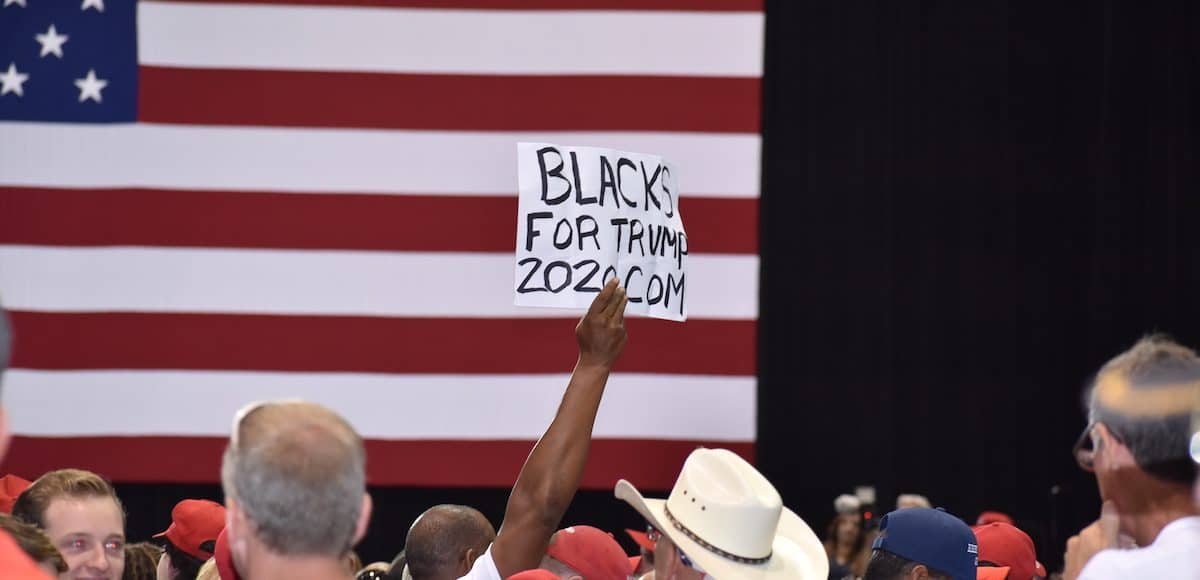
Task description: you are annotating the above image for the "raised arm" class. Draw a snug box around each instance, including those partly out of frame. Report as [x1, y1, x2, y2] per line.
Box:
[489, 278, 628, 577]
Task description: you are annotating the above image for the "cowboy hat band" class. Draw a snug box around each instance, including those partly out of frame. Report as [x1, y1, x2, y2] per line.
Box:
[663, 504, 772, 564]
[615, 448, 829, 579]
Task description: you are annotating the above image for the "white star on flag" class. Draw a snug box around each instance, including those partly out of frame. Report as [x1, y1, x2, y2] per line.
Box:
[75, 69, 107, 103]
[2, 0, 26, 8]
[81, 0, 103, 11]
[0, 62, 29, 97]
[36, 24, 70, 58]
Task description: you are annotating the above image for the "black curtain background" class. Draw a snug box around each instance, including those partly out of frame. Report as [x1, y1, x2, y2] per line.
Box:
[758, 0, 1198, 572]
[93, 0, 1199, 573]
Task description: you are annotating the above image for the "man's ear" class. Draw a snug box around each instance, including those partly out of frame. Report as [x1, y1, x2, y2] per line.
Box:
[225, 497, 240, 542]
[225, 497, 253, 567]
[1094, 423, 1136, 468]
[461, 547, 478, 573]
[353, 493, 373, 545]
[908, 564, 930, 580]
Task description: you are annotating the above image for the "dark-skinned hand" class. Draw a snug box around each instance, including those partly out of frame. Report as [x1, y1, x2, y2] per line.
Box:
[575, 278, 628, 369]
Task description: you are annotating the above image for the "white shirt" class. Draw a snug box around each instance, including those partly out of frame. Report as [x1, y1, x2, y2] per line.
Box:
[1079, 516, 1200, 580]
[457, 546, 501, 580]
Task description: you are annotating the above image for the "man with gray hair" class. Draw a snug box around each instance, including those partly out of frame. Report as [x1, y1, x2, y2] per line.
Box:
[221, 400, 372, 580]
[221, 279, 628, 580]
[1064, 335, 1200, 579]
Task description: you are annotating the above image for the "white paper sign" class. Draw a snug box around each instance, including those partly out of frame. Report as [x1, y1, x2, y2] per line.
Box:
[514, 142, 687, 321]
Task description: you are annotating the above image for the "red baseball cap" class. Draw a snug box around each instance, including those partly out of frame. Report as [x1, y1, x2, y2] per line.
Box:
[214, 528, 240, 580]
[154, 499, 226, 560]
[624, 529, 655, 553]
[507, 571, 560, 580]
[976, 511, 1015, 526]
[546, 526, 632, 580]
[0, 475, 31, 514]
[973, 523, 1044, 580]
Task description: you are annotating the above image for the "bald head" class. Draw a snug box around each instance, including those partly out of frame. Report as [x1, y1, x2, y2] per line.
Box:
[404, 505, 496, 580]
[221, 400, 367, 556]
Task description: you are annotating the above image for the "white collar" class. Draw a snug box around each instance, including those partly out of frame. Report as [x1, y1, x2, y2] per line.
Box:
[1148, 515, 1200, 545]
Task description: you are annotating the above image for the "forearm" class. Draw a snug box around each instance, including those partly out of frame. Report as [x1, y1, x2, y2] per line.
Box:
[513, 360, 610, 517]
[492, 360, 611, 575]
[489, 279, 626, 577]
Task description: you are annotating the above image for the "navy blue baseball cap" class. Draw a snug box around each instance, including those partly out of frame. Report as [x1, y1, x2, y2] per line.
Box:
[872, 508, 978, 580]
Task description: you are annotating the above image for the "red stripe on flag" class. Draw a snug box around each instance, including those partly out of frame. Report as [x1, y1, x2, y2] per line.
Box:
[0, 187, 758, 254]
[141, 0, 762, 12]
[6, 436, 754, 489]
[9, 312, 756, 376]
[138, 68, 761, 134]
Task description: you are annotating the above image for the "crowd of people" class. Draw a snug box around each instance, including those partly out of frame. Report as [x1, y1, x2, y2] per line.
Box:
[0, 279, 1197, 580]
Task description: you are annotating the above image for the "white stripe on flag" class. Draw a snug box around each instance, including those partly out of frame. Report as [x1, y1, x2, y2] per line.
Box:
[0, 246, 758, 319]
[138, 2, 764, 77]
[0, 123, 761, 198]
[4, 369, 756, 441]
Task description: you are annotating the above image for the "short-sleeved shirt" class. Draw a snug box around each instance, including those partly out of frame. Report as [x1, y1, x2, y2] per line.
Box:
[457, 545, 501, 580]
[1078, 516, 1200, 580]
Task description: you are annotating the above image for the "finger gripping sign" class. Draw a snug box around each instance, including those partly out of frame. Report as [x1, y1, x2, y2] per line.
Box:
[514, 142, 688, 321]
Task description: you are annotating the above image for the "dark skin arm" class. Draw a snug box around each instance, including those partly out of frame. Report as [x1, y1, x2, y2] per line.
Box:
[488, 278, 629, 577]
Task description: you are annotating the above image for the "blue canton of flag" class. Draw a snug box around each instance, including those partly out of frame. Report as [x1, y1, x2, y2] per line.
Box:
[0, 0, 137, 122]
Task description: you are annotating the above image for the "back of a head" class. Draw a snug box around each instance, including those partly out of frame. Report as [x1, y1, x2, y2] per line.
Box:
[123, 542, 163, 580]
[12, 468, 124, 529]
[404, 505, 496, 580]
[0, 512, 68, 574]
[865, 508, 976, 580]
[1090, 334, 1200, 483]
[221, 400, 367, 557]
[864, 550, 954, 580]
[157, 497, 225, 579]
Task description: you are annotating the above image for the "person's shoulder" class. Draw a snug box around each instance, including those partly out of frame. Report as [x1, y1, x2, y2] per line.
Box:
[0, 531, 53, 580]
[456, 545, 501, 580]
[1079, 536, 1200, 580]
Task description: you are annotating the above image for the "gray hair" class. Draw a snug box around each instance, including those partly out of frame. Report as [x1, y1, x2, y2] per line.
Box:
[1088, 335, 1200, 473]
[221, 401, 367, 556]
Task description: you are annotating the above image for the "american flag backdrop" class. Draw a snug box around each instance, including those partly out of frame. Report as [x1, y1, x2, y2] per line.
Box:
[0, 0, 762, 490]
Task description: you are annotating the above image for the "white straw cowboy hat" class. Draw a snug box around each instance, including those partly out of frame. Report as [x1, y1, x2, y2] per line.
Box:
[615, 448, 827, 579]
